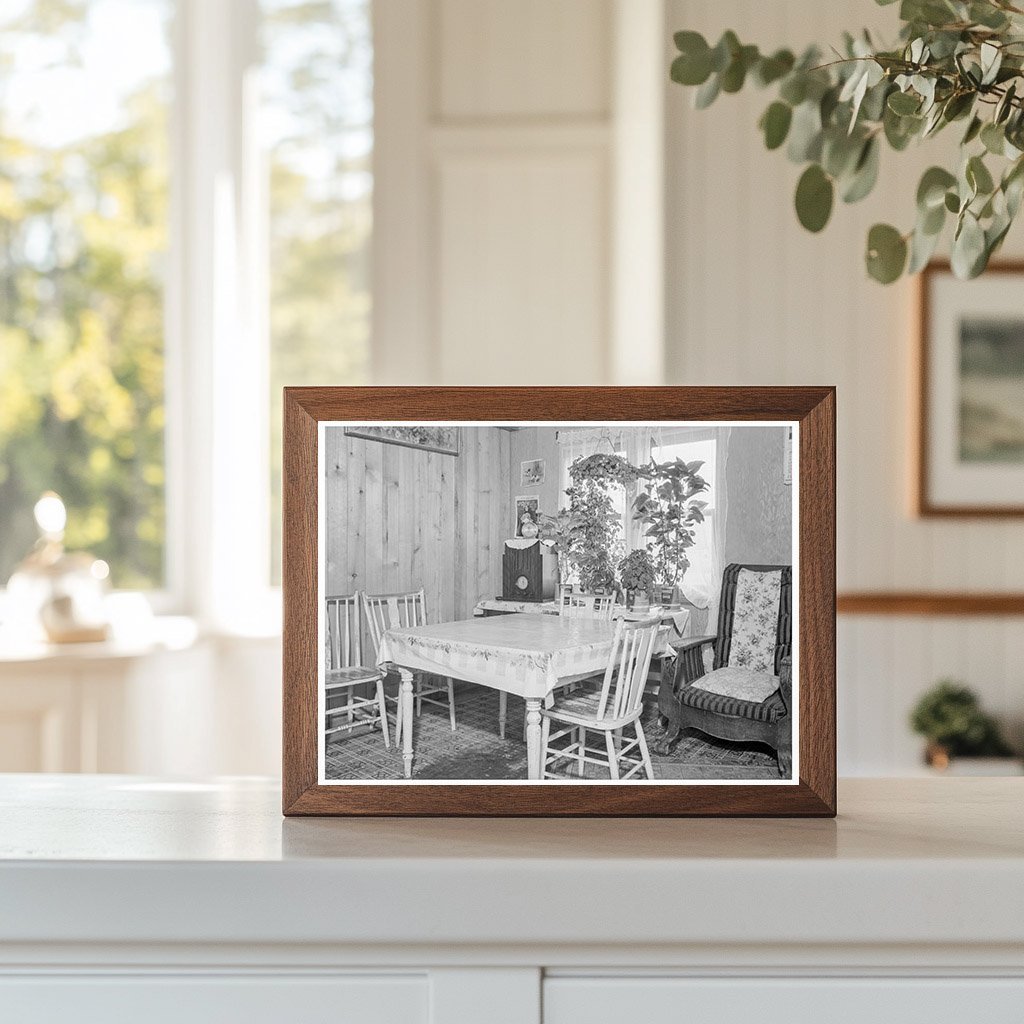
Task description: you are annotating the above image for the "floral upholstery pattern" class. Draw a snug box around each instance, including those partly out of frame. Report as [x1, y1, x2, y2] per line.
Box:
[728, 568, 783, 673]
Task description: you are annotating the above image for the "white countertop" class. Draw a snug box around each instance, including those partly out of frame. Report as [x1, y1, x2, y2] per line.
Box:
[1, 775, 1022, 954]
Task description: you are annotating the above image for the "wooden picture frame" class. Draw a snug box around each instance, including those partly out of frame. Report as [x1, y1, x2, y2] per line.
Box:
[916, 261, 1024, 517]
[283, 387, 836, 817]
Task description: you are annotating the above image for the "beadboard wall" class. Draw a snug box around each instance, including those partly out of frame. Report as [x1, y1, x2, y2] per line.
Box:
[665, 0, 1024, 770]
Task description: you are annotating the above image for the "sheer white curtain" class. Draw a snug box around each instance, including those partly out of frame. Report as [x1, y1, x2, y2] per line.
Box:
[556, 425, 730, 611]
[650, 425, 731, 623]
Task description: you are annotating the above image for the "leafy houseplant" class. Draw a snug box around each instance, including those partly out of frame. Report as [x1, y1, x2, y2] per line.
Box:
[910, 679, 1015, 767]
[631, 458, 709, 594]
[618, 549, 657, 609]
[670, 0, 1024, 283]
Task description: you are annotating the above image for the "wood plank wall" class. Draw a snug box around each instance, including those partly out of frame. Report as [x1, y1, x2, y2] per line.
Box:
[324, 426, 513, 625]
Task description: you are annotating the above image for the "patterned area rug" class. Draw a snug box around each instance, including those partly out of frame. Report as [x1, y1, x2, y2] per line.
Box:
[324, 682, 781, 781]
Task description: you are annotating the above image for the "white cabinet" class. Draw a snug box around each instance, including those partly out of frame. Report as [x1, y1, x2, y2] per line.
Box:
[0, 975, 428, 1024]
[544, 977, 1024, 1024]
[1, 777, 1023, 1023]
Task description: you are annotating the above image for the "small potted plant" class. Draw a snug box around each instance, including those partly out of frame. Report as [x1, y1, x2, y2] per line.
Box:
[618, 549, 656, 611]
[910, 680, 1017, 772]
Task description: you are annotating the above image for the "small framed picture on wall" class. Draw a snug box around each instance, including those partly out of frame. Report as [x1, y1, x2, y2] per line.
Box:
[917, 261, 1024, 516]
[521, 458, 545, 486]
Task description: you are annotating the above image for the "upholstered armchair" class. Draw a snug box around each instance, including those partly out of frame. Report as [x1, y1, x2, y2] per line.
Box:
[656, 563, 793, 777]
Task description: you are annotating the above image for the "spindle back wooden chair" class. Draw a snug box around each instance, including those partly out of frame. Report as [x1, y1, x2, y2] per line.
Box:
[323, 593, 389, 749]
[361, 589, 457, 743]
[540, 617, 663, 780]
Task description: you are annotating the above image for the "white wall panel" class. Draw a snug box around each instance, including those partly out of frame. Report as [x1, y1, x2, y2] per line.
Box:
[437, 0, 611, 120]
[665, 0, 1024, 773]
[437, 151, 608, 383]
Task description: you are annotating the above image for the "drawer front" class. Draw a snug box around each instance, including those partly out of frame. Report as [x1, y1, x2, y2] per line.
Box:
[0, 974, 427, 1024]
[544, 977, 1024, 1024]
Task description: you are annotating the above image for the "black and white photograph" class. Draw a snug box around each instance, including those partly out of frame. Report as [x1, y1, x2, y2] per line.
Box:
[319, 421, 798, 784]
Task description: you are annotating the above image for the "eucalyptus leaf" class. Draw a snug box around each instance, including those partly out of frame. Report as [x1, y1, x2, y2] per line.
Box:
[951, 211, 986, 277]
[795, 164, 834, 232]
[787, 100, 824, 162]
[888, 90, 921, 115]
[760, 101, 793, 150]
[967, 154, 995, 195]
[917, 166, 957, 210]
[981, 121, 1006, 155]
[842, 137, 881, 202]
[908, 221, 942, 273]
[694, 73, 721, 109]
[866, 223, 908, 283]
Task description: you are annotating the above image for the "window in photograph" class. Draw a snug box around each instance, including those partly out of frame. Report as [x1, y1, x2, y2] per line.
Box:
[0, 0, 173, 589]
[261, 0, 373, 582]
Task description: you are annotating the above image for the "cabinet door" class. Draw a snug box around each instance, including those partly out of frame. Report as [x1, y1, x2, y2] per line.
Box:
[0, 974, 428, 1024]
[544, 976, 1024, 1024]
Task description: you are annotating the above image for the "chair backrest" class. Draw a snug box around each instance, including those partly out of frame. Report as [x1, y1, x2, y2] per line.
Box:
[325, 593, 362, 670]
[713, 564, 792, 675]
[361, 590, 427, 658]
[559, 592, 616, 620]
[594, 617, 663, 721]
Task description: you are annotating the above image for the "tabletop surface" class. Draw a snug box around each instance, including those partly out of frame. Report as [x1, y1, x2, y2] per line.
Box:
[384, 612, 620, 654]
[1, 774, 1022, 862]
[3, 776, 1023, 947]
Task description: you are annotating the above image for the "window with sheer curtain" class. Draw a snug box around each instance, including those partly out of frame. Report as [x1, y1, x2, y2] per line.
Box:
[557, 426, 729, 613]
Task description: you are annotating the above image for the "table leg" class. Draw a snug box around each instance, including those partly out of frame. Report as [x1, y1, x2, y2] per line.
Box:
[498, 691, 507, 740]
[399, 668, 415, 779]
[525, 698, 543, 781]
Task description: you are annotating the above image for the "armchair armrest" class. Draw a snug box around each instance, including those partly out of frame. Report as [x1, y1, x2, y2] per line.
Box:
[668, 635, 717, 687]
[667, 634, 717, 655]
[778, 654, 792, 717]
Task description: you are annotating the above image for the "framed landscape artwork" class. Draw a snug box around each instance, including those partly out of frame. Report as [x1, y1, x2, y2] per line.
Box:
[918, 262, 1024, 516]
[282, 386, 836, 817]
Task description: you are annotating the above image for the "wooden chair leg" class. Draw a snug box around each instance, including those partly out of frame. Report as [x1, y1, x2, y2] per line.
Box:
[604, 730, 620, 780]
[498, 691, 507, 739]
[540, 716, 551, 778]
[376, 681, 390, 750]
[577, 726, 586, 777]
[635, 720, 654, 779]
[395, 685, 404, 748]
[447, 678, 456, 731]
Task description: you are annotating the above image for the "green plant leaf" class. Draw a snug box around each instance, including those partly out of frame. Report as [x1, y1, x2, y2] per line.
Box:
[981, 121, 1005, 155]
[795, 164, 834, 232]
[754, 49, 795, 87]
[694, 73, 721, 109]
[967, 154, 995, 196]
[760, 101, 792, 150]
[888, 90, 921, 115]
[842, 137, 880, 203]
[962, 115, 983, 145]
[787, 100, 823, 162]
[671, 31, 713, 86]
[866, 223, 907, 283]
[951, 211, 986, 278]
[908, 221, 942, 273]
[917, 166, 957, 210]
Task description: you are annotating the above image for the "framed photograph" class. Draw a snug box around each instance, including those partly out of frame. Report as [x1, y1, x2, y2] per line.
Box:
[514, 495, 540, 537]
[283, 387, 836, 817]
[344, 424, 460, 456]
[917, 262, 1024, 516]
[521, 458, 545, 486]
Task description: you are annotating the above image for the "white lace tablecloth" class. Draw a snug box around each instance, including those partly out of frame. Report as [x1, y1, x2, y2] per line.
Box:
[473, 600, 690, 637]
[377, 614, 622, 699]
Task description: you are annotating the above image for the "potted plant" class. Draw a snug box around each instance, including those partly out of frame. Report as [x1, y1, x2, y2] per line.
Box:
[618, 549, 656, 610]
[631, 457, 709, 604]
[910, 680, 1017, 771]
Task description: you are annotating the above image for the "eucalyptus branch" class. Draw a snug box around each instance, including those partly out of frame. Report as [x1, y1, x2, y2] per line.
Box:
[670, 0, 1024, 282]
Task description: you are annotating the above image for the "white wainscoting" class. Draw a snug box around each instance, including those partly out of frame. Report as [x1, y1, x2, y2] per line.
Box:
[664, 0, 1024, 774]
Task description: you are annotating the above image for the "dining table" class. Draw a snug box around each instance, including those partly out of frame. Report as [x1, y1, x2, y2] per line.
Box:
[376, 613, 661, 780]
